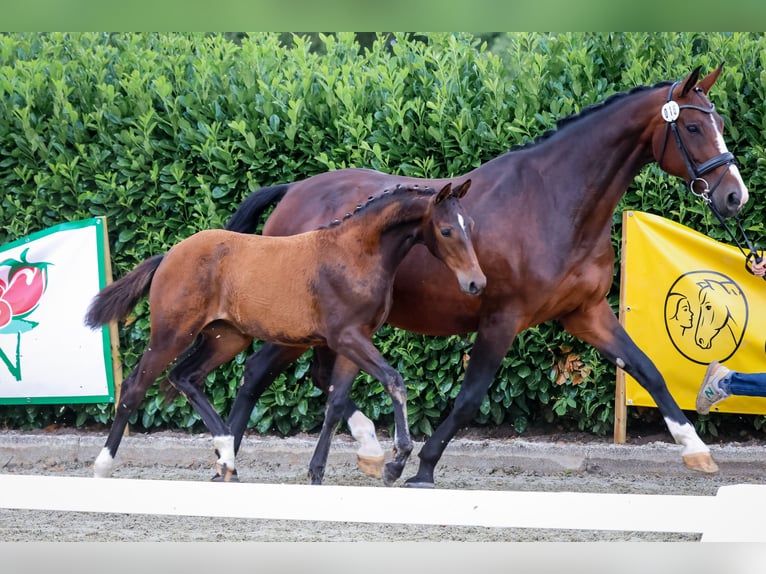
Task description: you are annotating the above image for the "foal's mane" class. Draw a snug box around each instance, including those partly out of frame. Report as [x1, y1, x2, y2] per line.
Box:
[317, 184, 436, 230]
[511, 80, 673, 152]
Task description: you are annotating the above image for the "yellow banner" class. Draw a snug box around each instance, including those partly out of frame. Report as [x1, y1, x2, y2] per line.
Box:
[621, 211, 766, 415]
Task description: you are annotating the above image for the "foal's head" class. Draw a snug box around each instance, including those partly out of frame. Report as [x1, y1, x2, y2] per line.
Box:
[421, 180, 486, 296]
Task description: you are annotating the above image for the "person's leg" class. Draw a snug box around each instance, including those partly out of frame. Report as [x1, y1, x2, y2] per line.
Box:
[724, 371, 766, 398]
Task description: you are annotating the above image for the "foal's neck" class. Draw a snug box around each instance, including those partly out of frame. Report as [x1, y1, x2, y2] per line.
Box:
[332, 196, 430, 272]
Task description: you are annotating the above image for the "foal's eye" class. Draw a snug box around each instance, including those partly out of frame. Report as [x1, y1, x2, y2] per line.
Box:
[686, 123, 700, 134]
[440, 228, 452, 237]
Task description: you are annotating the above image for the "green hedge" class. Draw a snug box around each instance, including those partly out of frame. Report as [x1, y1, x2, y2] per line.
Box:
[1, 32, 765, 438]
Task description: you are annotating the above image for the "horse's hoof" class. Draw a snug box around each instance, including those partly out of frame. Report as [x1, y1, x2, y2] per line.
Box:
[214, 463, 239, 482]
[357, 454, 384, 478]
[382, 464, 401, 487]
[402, 480, 435, 489]
[683, 452, 719, 474]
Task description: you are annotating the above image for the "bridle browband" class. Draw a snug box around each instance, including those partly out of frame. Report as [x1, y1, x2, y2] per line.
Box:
[657, 81, 763, 276]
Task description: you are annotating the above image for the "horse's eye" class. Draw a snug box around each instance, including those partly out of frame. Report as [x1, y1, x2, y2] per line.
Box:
[686, 124, 700, 134]
[440, 228, 452, 237]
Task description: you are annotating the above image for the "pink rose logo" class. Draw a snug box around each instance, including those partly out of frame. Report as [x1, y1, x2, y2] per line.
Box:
[0, 248, 51, 381]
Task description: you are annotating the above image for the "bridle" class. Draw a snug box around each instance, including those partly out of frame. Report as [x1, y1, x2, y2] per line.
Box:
[657, 81, 763, 276]
[657, 81, 736, 203]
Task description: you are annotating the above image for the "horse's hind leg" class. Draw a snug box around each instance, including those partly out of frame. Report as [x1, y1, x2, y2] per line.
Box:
[307, 355, 358, 485]
[168, 324, 252, 481]
[227, 342, 307, 452]
[312, 346, 384, 478]
[94, 346, 176, 477]
[561, 299, 717, 473]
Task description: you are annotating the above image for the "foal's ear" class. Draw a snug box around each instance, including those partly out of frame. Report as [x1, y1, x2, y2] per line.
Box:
[697, 62, 724, 95]
[451, 179, 471, 199]
[434, 182, 453, 205]
[680, 65, 703, 97]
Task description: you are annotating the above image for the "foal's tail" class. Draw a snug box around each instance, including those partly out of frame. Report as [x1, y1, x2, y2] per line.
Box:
[84, 254, 165, 328]
[225, 184, 290, 233]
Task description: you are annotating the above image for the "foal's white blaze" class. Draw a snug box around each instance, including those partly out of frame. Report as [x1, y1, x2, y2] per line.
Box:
[457, 213, 467, 235]
[665, 417, 709, 456]
[213, 435, 236, 470]
[710, 115, 749, 207]
[93, 447, 114, 478]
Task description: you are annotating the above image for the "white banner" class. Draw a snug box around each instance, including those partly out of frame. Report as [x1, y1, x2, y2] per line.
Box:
[0, 218, 115, 404]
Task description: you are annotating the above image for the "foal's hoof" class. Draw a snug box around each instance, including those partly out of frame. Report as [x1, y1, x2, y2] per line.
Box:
[212, 464, 240, 482]
[402, 480, 435, 489]
[357, 454, 384, 479]
[382, 462, 406, 487]
[683, 452, 719, 474]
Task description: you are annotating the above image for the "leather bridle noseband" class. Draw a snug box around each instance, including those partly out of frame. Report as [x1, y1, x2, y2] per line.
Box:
[657, 81, 762, 276]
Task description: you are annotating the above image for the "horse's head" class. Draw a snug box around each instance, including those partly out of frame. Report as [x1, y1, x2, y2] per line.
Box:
[652, 64, 748, 219]
[423, 180, 486, 296]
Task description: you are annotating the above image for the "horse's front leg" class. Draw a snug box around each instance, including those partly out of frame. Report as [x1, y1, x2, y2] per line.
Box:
[406, 315, 520, 488]
[561, 299, 718, 473]
[307, 355, 359, 485]
[333, 334, 413, 486]
[312, 346, 385, 478]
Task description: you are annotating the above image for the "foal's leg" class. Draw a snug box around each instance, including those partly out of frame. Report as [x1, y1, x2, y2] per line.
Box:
[560, 299, 717, 473]
[168, 324, 252, 481]
[94, 343, 178, 478]
[227, 342, 307, 452]
[226, 343, 384, 477]
[307, 355, 359, 485]
[311, 346, 385, 478]
[332, 332, 413, 486]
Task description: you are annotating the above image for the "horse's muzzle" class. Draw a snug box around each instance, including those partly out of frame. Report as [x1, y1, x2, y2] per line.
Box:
[462, 274, 487, 296]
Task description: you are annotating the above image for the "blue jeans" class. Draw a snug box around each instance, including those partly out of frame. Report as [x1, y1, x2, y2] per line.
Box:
[720, 371, 766, 398]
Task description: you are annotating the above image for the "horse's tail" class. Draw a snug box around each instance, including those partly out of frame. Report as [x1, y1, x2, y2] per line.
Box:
[224, 184, 290, 233]
[84, 254, 165, 328]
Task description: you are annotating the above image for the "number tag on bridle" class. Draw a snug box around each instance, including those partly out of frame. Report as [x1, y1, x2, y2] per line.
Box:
[661, 101, 680, 122]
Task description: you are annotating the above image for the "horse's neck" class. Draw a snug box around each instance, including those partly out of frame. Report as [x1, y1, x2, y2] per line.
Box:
[521, 91, 660, 239]
[537, 92, 658, 198]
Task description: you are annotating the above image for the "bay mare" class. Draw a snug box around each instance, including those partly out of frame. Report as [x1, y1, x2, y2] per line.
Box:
[223, 66, 748, 488]
[85, 182, 485, 484]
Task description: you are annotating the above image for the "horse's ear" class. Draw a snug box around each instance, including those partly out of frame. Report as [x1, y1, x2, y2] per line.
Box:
[680, 66, 703, 97]
[434, 182, 452, 205]
[697, 62, 724, 95]
[451, 179, 471, 199]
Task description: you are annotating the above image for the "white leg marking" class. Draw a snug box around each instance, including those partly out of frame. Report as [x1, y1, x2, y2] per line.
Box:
[348, 411, 384, 458]
[93, 447, 114, 478]
[213, 435, 236, 470]
[665, 418, 709, 456]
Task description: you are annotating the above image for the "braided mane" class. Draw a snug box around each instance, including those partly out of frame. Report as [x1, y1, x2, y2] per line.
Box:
[317, 183, 436, 230]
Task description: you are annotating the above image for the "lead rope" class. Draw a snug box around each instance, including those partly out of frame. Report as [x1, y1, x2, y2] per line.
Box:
[705, 198, 765, 279]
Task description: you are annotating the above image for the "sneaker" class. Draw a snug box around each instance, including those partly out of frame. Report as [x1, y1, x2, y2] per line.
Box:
[695, 361, 731, 414]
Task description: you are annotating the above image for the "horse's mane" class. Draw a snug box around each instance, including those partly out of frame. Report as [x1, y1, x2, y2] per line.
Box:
[317, 184, 436, 230]
[511, 80, 674, 151]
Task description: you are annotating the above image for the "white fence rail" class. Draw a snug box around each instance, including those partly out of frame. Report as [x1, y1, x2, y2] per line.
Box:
[1, 474, 763, 541]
